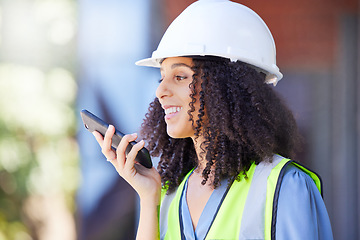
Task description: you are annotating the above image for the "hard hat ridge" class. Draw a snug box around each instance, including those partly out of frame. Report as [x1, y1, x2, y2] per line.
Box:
[136, 0, 283, 85]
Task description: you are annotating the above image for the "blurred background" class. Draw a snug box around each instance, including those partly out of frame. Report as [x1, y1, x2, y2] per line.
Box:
[0, 0, 358, 240]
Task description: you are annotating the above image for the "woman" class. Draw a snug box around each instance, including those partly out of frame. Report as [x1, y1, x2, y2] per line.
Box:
[93, 1, 333, 239]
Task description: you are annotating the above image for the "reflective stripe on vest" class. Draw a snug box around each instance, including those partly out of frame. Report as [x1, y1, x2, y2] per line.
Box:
[160, 155, 322, 240]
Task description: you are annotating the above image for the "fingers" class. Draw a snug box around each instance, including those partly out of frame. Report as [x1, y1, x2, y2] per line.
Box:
[116, 133, 139, 169]
[91, 125, 145, 174]
[92, 130, 104, 145]
[92, 125, 116, 161]
[125, 139, 145, 168]
[102, 125, 115, 158]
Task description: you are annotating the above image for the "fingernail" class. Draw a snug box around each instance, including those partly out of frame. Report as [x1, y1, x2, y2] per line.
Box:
[131, 133, 137, 137]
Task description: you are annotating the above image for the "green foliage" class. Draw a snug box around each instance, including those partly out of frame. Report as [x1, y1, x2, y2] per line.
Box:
[0, 65, 80, 239]
[0, 1, 80, 239]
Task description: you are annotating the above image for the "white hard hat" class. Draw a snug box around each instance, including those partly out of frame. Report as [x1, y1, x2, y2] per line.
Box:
[136, 0, 282, 85]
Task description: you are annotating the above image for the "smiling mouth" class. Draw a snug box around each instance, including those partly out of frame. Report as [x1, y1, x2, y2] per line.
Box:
[164, 106, 183, 115]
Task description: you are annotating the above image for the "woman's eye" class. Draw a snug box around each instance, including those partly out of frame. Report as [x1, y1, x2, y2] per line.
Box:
[175, 75, 186, 81]
[158, 78, 163, 83]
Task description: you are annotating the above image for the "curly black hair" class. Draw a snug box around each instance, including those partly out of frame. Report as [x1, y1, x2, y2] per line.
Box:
[140, 57, 301, 193]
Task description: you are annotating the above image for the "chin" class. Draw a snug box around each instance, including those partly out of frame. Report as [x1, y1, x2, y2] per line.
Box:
[166, 126, 193, 139]
[166, 130, 183, 139]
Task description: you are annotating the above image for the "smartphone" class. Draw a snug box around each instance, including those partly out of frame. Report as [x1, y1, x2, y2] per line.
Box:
[80, 109, 152, 168]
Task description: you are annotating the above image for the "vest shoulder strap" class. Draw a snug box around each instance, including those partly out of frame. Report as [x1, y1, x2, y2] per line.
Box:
[206, 155, 288, 240]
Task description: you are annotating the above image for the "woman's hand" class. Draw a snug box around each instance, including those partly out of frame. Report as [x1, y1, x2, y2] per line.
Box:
[92, 125, 161, 202]
[93, 125, 161, 239]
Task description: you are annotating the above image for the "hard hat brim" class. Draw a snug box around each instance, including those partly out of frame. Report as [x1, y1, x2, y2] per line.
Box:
[135, 57, 161, 68]
[135, 54, 283, 85]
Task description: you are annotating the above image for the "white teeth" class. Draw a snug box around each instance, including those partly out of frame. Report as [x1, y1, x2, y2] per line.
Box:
[165, 107, 182, 115]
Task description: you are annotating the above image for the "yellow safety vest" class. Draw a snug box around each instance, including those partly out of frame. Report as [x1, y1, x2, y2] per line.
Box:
[159, 155, 322, 240]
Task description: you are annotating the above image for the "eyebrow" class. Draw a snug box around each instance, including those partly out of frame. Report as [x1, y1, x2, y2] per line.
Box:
[160, 62, 192, 71]
[171, 63, 192, 69]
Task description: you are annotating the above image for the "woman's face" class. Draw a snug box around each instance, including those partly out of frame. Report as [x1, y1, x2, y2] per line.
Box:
[156, 57, 200, 139]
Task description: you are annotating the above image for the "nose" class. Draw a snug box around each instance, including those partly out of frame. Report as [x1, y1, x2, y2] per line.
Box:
[156, 78, 172, 100]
